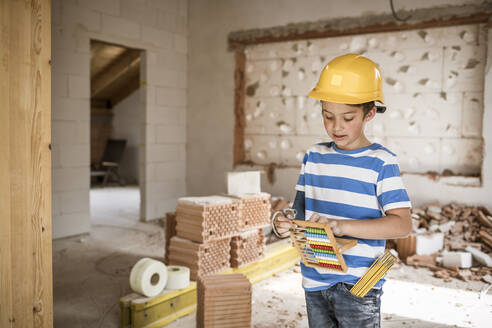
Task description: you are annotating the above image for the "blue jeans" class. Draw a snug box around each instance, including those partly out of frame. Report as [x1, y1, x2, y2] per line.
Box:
[304, 283, 382, 328]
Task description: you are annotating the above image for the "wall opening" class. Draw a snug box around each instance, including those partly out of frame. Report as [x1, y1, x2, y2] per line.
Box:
[89, 40, 143, 224]
[234, 23, 487, 184]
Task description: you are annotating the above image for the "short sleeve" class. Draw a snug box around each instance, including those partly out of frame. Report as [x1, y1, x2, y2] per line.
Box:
[295, 152, 308, 192]
[376, 160, 411, 212]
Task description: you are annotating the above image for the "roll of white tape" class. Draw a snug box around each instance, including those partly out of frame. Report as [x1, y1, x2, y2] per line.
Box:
[129, 258, 168, 297]
[166, 265, 190, 290]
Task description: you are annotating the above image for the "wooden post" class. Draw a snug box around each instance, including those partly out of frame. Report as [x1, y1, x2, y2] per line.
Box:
[0, 0, 53, 327]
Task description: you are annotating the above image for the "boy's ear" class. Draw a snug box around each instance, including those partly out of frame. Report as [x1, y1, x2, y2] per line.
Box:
[364, 106, 377, 122]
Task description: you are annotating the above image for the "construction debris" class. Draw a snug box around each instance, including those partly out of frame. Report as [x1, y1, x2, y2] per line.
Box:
[465, 246, 492, 267]
[396, 201, 492, 281]
[231, 229, 266, 268]
[416, 233, 444, 255]
[197, 273, 252, 328]
[441, 251, 472, 269]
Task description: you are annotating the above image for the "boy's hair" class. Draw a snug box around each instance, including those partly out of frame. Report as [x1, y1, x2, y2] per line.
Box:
[348, 101, 375, 117]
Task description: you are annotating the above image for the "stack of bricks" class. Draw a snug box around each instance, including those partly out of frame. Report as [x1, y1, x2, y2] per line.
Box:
[175, 196, 243, 243]
[230, 192, 271, 268]
[168, 236, 231, 281]
[197, 273, 252, 328]
[167, 196, 242, 280]
[230, 229, 265, 268]
[164, 212, 177, 265]
[239, 193, 272, 229]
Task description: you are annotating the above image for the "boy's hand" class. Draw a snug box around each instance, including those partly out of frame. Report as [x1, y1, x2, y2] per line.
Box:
[272, 212, 297, 238]
[310, 213, 344, 236]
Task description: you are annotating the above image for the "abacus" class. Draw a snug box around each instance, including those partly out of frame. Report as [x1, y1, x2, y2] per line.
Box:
[350, 250, 397, 297]
[290, 220, 357, 272]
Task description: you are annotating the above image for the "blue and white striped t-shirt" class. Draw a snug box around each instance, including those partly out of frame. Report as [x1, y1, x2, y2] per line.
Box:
[295, 141, 411, 291]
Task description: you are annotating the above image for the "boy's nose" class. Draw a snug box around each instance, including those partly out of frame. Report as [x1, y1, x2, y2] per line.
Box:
[334, 119, 343, 131]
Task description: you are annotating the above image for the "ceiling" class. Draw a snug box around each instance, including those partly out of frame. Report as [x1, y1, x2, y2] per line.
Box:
[90, 40, 141, 108]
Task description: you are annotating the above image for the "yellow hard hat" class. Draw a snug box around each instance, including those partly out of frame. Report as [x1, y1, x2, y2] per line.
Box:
[308, 53, 385, 105]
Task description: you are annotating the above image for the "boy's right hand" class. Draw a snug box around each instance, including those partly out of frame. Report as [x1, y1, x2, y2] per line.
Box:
[272, 211, 297, 238]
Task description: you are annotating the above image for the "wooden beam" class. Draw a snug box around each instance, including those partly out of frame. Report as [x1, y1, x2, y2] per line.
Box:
[110, 69, 140, 106]
[0, 0, 53, 327]
[228, 7, 492, 50]
[91, 50, 140, 97]
[233, 51, 246, 166]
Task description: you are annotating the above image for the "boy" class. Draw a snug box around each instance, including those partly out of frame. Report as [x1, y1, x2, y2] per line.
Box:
[273, 53, 412, 328]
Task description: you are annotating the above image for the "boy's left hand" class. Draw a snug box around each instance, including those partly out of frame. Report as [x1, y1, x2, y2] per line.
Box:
[310, 213, 344, 236]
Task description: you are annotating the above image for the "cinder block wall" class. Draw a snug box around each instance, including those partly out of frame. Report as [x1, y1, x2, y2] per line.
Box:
[51, 0, 188, 238]
[241, 24, 486, 176]
[188, 0, 492, 207]
[112, 90, 141, 184]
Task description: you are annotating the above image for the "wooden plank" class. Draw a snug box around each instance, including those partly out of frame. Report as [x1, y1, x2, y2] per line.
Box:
[228, 10, 492, 49]
[10, 2, 33, 324]
[233, 51, 246, 166]
[0, 0, 52, 327]
[109, 64, 140, 106]
[91, 49, 140, 97]
[131, 284, 197, 328]
[33, 1, 53, 326]
[0, 1, 13, 326]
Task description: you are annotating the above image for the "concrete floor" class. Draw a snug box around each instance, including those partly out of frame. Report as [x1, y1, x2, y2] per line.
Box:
[53, 187, 492, 328]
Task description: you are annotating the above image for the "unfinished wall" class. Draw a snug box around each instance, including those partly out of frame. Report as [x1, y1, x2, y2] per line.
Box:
[188, 0, 492, 208]
[112, 89, 141, 184]
[52, 0, 188, 238]
[242, 24, 486, 176]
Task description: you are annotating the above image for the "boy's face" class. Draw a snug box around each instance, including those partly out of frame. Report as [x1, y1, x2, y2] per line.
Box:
[321, 101, 375, 150]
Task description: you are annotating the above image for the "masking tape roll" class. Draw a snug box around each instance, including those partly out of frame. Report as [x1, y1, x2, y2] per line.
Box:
[129, 258, 168, 297]
[166, 265, 190, 290]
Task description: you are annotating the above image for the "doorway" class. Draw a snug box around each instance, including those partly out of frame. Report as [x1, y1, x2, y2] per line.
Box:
[89, 40, 142, 225]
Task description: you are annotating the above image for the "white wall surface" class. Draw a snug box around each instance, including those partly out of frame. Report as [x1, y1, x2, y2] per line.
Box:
[52, 0, 188, 238]
[187, 0, 492, 207]
[112, 89, 141, 184]
[242, 24, 486, 176]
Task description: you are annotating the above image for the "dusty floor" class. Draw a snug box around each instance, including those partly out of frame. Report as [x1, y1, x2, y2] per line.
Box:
[53, 187, 492, 328]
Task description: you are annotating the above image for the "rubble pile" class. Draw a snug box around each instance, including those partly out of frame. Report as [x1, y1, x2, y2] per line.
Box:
[411, 202, 492, 251]
[401, 201, 492, 282]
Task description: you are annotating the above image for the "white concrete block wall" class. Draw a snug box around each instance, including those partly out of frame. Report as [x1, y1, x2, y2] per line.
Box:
[188, 0, 492, 208]
[242, 24, 486, 175]
[52, 0, 188, 238]
[112, 90, 141, 184]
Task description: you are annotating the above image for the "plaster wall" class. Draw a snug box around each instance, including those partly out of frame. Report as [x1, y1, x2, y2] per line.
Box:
[242, 24, 486, 176]
[112, 89, 141, 184]
[52, 0, 188, 238]
[188, 0, 492, 207]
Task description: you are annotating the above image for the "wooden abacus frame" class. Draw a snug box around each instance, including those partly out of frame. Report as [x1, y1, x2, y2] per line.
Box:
[290, 220, 357, 273]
